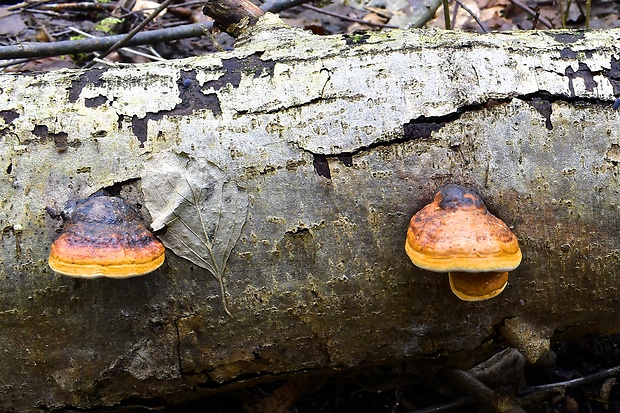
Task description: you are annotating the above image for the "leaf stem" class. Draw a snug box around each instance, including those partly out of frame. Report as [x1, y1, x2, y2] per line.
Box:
[218, 275, 234, 318]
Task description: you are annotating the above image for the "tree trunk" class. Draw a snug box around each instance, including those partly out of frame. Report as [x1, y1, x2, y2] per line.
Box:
[1, 15, 620, 411]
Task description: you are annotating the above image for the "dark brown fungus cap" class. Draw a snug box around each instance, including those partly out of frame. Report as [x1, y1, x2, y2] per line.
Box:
[404, 184, 521, 301]
[49, 195, 165, 278]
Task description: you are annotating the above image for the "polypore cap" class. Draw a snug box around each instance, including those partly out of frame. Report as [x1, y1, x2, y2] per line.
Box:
[405, 184, 522, 273]
[48, 195, 165, 278]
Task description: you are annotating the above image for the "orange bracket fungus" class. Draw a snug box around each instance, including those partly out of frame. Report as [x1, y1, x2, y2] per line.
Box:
[49, 195, 165, 278]
[405, 184, 522, 301]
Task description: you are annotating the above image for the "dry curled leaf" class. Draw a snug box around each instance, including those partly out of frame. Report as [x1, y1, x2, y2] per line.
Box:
[132, 0, 167, 19]
[142, 151, 248, 317]
[0, 8, 27, 36]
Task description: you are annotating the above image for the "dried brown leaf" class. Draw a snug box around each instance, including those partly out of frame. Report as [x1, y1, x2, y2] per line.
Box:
[0, 7, 27, 36]
[142, 151, 248, 317]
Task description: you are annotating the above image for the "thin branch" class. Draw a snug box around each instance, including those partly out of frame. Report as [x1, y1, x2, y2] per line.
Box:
[301, 4, 399, 29]
[6, 0, 55, 11]
[404, 0, 443, 28]
[407, 364, 620, 413]
[559, 0, 567, 27]
[510, 0, 554, 28]
[0, 23, 212, 60]
[443, 369, 502, 412]
[260, 0, 310, 13]
[0, 58, 32, 69]
[1, 0, 404, 63]
[83, 0, 176, 68]
[531, 6, 541, 29]
[451, 0, 458, 28]
[34, 2, 115, 12]
[453, 0, 488, 32]
[173, 1, 208, 7]
[68, 27, 166, 62]
[406, 397, 474, 413]
[442, 0, 452, 29]
[23, 8, 62, 17]
[520, 365, 620, 395]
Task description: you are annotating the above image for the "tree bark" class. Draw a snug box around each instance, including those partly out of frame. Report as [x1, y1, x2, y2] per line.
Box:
[0, 15, 620, 411]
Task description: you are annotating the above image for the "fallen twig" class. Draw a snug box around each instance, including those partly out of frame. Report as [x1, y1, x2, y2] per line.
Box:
[442, 0, 451, 29]
[519, 364, 620, 395]
[301, 4, 399, 29]
[404, 0, 443, 28]
[260, 0, 310, 13]
[83, 0, 176, 67]
[531, 6, 541, 29]
[0, 23, 212, 60]
[407, 364, 620, 413]
[6, 0, 55, 11]
[509, 0, 554, 28]
[406, 397, 474, 413]
[32, 2, 116, 12]
[453, 0, 488, 32]
[443, 369, 526, 413]
[68, 26, 166, 62]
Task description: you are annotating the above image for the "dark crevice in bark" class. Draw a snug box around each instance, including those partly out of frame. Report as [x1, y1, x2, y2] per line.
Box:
[524, 97, 553, 130]
[337, 155, 353, 167]
[299, 97, 513, 172]
[312, 154, 331, 179]
[96, 178, 141, 199]
[300, 91, 615, 178]
[234, 95, 341, 117]
[520, 90, 615, 110]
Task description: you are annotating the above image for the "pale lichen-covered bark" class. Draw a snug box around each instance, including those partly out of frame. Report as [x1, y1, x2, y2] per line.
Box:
[0, 15, 620, 411]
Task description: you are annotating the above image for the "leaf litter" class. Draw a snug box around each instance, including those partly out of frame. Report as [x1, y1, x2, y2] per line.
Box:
[142, 150, 248, 317]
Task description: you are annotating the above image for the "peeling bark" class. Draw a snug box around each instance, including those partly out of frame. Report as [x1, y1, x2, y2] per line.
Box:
[0, 15, 620, 411]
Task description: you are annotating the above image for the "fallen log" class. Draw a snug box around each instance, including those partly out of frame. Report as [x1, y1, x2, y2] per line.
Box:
[0, 14, 620, 411]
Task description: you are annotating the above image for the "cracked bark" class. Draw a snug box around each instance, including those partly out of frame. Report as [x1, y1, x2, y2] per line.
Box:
[0, 14, 620, 411]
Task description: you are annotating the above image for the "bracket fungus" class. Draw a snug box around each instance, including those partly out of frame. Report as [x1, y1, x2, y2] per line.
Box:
[405, 184, 522, 301]
[48, 195, 165, 278]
